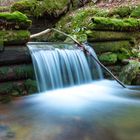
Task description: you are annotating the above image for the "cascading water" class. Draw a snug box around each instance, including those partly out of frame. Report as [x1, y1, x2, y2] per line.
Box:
[28, 43, 103, 92]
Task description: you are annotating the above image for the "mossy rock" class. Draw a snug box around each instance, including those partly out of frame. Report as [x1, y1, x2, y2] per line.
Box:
[86, 30, 135, 42]
[99, 52, 118, 65]
[131, 5, 140, 18]
[0, 11, 32, 29]
[0, 30, 30, 45]
[119, 60, 140, 85]
[11, 0, 71, 18]
[0, 79, 37, 101]
[0, 64, 34, 82]
[91, 17, 140, 31]
[89, 41, 132, 54]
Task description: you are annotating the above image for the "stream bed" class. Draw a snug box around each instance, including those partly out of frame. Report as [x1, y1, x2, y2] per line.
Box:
[0, 80, 140, 140]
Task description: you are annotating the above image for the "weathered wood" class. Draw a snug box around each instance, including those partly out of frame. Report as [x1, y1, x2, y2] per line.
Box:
[0, 64, 34, 82]
[0, 79, 37, 95]
[0, 46, 31, 66]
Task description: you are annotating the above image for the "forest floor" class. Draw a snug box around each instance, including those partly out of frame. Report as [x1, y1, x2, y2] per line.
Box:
[0, 0, 140, 7]
[96, 0, 140, 10]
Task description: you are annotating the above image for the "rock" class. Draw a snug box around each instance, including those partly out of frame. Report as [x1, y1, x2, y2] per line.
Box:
[119, 60, 140, 85]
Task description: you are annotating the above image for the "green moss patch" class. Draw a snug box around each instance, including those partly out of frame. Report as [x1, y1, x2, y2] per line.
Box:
[0, 6, 10, 12]
[99, 52, 118, 65]
[0, 30, 30, 45]
[109, 6, 134, 18]
[131, 5, 140, 18]
[0, 11, 31, 24]
[11, 0, 70, 17]
[89, 41, 132, 54]
[0, 11, 32, 30]
[0, 79, 37, 102]
[86, 30, 135, 42]
[0, 65, 34, 82]
[91, 17, 140, 31]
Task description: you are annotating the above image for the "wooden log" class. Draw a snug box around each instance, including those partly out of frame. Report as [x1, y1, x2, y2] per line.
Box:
[0, 79, 37, 95]
[0, 64, 34, 82]
[0, 30, 30, 45]
[89, 40, 132, 54]
[0, 46, 31, 66]
[86, 30, 138, 42]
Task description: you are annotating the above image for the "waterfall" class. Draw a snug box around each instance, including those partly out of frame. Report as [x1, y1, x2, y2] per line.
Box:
[28, 43, 103, 92]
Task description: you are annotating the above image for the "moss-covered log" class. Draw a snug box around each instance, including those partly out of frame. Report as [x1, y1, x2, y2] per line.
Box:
[89, 41, 132, 54]
[0, 30, 30, 45]
[0, 79, 37, 102]
[0, 47, 31, 66]
[91, 17, 140, 31]
[0, 11, 32, 30]
[0, 64, 34, 82]
[86, 30, 137, 42]
[11, 0, 70, 18]
[0, 6, 10, 12]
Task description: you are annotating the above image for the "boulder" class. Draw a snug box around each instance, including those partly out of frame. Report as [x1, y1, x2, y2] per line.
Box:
[119, 60, 140, 85]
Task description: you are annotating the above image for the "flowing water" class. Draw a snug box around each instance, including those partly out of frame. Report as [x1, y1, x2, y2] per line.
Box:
[28, 42, 103, 92]
[0, 43, 140, 140]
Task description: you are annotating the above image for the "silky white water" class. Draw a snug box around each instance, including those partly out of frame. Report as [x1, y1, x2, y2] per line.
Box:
[28, 43, 103, 92]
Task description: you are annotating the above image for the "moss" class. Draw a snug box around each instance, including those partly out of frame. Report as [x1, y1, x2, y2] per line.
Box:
[131, 5, 140, 18]
[109, 6, 133, 18]
[117, 48, 132, 61]
[0, 30, 30, 45]
[91, 17, 140, 31]
[0, 65, 35, 81]
[48, 7, 109, 42]
[14, 65, 34, 79]
[99, 52, 118, 65]
[11, 0, 34, 16]
[11, 0, 69, 17]
[89, 41, 132, 54]
[0, 38, 4, 51]
[0, 11, 31, 25]
[0, 6, 10, 12]
[24, 79, 37, 94]
[119, 60, 140, 85]
[86, 30, 134, 41]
